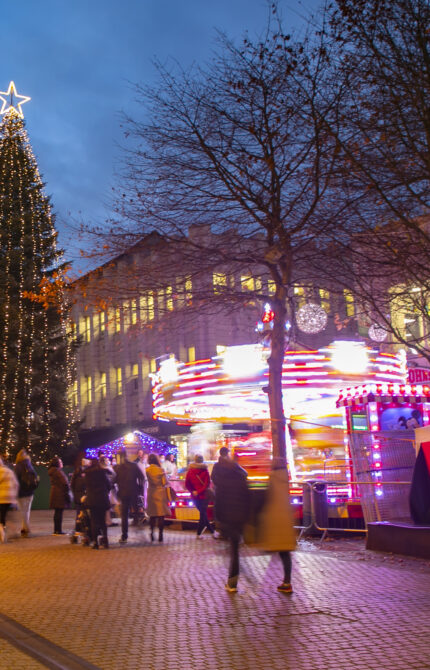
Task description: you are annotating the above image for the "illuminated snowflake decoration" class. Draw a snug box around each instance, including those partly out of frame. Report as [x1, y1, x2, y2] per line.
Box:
[296, 303, 328, 334]
[368, 324, 387, 342]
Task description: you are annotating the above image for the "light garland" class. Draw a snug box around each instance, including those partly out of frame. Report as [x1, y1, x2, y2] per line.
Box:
[296, 302, 328, 334]
[368, 323, 388, 342]
[0, 91, 74, 461]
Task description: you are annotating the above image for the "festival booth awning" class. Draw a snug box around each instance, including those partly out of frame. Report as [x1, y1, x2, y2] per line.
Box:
[336, 383, 430, 408]
[85, 430, 177, 460]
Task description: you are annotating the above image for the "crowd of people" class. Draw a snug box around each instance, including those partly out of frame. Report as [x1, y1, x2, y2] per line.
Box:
[0, 445, 296, 593]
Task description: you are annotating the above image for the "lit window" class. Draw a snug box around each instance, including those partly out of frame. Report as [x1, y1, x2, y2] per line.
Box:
[241, 276, 254, 291]
[139, 295, 147, 323]
[255, 277, 262, 292]
[185, 277, 192, 305]
[157, 289, 164, 312]
[188, 346, 196, 363]
[294, 285, 306, 308]
[213, 273, 227, 294]
[166, 286, 173, 311]
[72, 380, 78, 407]
[86, 376, 92, 404]
[150, 358, 157, 373]
[268, 279, 276, 295]
[99, 311, 106, 333]
[100, 372, 106, 399]
[131, 299, 137, 325]
[148, 292, 155, 320]
[116, 367, 122, 395]
[132, 363, 138, 377]
[115, 307, 121, 333]
[344, 290, 355, 317]
[319, 288, 330, 313]
[84, 316, 91, 343]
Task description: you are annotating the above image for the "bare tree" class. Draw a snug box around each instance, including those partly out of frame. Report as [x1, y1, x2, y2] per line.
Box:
[87, 14, 344, 460]
[316, 0, 430, 360]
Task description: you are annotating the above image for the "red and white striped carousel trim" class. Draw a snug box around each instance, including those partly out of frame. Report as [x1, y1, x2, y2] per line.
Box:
[336, 383, 430, 407]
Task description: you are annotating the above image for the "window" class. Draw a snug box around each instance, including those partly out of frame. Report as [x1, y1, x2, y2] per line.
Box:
[319, 289, 330, 313]
[132, 363, 139, 390]
[213, 273, 227, 294]
[165, 286, 173, 311]
[344, 290, 355, 317]
[147, 292, 155, 320]
[84, 316, 91, 343]
[150, 358, 157, 373]
[99, 311, 106, 333]
[188, 346, 196, 363]
[115, 307, 121, 333]
[157, 289, 164, 312]
[116, 367, 122, 395]
[72, 380, 78, 407]
[130, 299, 137, 325]
[268, 279, 276, 295]
[241, 275, 254, 292]
[86, 376, 92, 404]
[294, 285, 306, 308]
[185, 277, 192, 305]
[100, 372, 106, 399]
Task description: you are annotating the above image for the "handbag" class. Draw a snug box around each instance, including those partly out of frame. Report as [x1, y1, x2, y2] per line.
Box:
[166, 485, 177, 503]
[196, 473, 215, 503]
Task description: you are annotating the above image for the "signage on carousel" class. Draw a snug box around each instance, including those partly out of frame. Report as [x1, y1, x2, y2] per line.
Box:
[408, 367, 430, 384]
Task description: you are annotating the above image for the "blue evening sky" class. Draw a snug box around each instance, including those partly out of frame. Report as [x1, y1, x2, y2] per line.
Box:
[2, 0, 320, 272]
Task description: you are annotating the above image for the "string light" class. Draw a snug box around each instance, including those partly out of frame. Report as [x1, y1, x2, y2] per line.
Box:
[0, 91, 74, 461]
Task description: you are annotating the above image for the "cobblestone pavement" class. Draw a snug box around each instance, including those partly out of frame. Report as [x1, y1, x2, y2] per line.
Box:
[0, 511, 430, 670]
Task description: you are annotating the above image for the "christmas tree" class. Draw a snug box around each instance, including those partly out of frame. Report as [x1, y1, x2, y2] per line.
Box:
[0, 81, 75, 462]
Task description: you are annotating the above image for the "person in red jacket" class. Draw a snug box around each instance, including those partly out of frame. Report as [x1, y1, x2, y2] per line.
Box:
[185, 454, 215, 538]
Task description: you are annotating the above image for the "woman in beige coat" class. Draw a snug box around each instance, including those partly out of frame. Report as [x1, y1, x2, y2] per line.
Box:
[258, 457, 296, 593]
[146, 453, 169, 542]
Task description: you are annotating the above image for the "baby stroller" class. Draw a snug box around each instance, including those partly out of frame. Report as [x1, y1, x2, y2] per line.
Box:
[70, 506, 92, 546]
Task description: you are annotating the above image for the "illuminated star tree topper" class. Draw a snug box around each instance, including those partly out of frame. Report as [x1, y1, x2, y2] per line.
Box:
[0, 81, 31, 118]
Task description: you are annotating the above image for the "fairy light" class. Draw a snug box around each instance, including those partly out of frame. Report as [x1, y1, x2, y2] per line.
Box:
[0, 88, 74, 461]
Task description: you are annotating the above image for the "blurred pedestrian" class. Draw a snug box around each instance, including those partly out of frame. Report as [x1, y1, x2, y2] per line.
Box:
[70, 457, 87, 528]
[0, 456, 19, 543]
[211, 447, 250, 593]
[85, 458, 111, 549]
[185, 454, 214, 538]
[133, 449, 148, 524]
[114, 450, 145, 544]
[15, 448, 39, 537]
[146, 453, 169, 542]
[48, 457, 71, 535]
[99, 455, 116, 527]
[257, 458, 296, 593]
[163, 453, 178, 481]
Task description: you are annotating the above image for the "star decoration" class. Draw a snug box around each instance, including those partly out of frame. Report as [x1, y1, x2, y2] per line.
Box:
[0, 81, 31, 118]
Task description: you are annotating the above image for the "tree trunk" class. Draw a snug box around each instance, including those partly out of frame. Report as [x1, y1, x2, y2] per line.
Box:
[267, 301, 287, 461]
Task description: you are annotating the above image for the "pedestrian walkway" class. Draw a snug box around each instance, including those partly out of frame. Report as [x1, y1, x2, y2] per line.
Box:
[0, 511, 429, 669]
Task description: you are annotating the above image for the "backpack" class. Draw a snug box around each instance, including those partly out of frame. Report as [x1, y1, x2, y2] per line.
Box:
[21, 467, 39, 492]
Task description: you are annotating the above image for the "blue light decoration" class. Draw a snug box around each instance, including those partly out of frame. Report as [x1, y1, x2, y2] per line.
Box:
[85, 430, 178, 460]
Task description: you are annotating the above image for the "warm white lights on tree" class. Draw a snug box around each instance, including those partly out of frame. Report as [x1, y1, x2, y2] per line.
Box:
[296, 303, 328, 334]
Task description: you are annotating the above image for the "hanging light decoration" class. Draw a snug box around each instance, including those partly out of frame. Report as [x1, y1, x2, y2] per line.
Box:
[368, 324, 388, 342]
[296, 303, 328, 334]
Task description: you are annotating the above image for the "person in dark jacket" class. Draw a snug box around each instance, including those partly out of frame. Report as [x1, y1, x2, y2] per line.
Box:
[211, 446, 250, 592]
[185, 454, 214, 538]
[85, 458, 111, 549]
[70, 457, 87, 528]
[15, 448, 39, 536]
[48, 457, 71, 535]
[114, 450, 145, 544]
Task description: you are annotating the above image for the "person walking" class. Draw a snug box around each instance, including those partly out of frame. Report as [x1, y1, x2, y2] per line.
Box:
[133, 449, 148, 524]
[257, 458, 296, 593]
[85, 458, 111, 549]
[0, 456, 19, 543]
[211, 446, 250, 593]
[114, 450, 145, 544]
[185, 454, 214, 538]
[15, 448, 39, 537]
[146, 453, 169, 542]
[48, 457, 71, 535]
